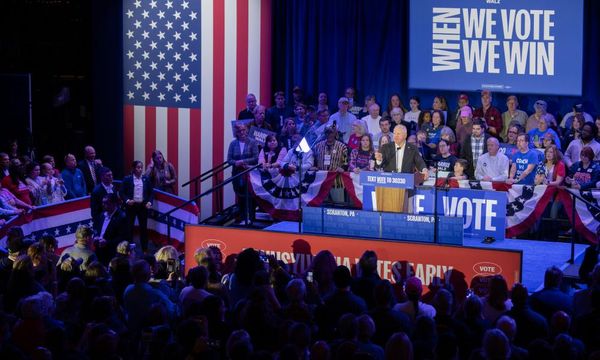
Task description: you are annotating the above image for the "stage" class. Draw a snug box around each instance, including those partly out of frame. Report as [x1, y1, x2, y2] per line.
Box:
[263, 221, 589, 292]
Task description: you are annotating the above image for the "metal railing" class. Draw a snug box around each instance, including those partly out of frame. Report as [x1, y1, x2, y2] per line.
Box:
[181, 161, 231, 212]
[564, 188, 600, 263]
[163, 163, 261, 241]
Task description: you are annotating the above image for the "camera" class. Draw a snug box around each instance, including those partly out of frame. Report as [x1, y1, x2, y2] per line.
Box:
[166, 258, 176, 273]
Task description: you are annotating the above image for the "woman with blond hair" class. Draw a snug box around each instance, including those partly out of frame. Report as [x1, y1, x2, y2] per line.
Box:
[145, 150, 177, 193]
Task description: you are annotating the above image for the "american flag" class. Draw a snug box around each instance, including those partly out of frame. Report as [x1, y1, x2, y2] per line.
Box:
[123, 0, 272, 219]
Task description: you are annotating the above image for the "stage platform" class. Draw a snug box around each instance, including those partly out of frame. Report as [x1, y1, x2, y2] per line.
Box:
[263, 221, 589, 292]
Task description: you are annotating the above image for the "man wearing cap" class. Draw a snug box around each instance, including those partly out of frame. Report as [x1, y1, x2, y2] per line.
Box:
[327, 97, 358, 143]
[266, 91, 293, 133]
[392, 276, 436, 322]
[450, 93, 472, 129]
[374, 125, 428, 178]
[501, 95, 528, 141]
[238, 93, 257, 120]
[526, 100, 556, 133]
[312, 126, 348, 204]
[473, 90, 503, 138]
[561, 103, 594, 130]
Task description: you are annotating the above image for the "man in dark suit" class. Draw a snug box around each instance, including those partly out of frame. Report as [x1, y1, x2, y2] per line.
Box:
[120, 160, 153, 253]
[375, 124, 428, 178]
[93, 193, 128, 264]
[78, 145, 103, 194]
[460, 118, 490, 179]
[237, 93, 257, 120]
[90, 167, 115, 225]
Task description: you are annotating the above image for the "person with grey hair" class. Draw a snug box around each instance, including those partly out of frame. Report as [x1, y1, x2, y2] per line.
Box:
[526, 99, 556, 133]
[362, 103, 382, 136]
[57, 225, 97, 271]
[238, 93, 257, 120]
[475, 137, 510, 181]
[501, 95, 528, 141]
[496, 315, 528, 359]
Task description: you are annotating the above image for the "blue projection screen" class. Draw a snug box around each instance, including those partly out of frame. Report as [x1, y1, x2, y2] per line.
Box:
[409, 0, 583, 96]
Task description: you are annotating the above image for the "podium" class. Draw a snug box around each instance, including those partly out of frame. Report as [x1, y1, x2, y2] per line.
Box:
[360, 171, 421, 213]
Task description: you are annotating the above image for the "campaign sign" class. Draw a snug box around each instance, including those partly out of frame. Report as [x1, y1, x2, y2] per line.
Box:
[322, 208, 381, 239]
[360, 171, 415, 211]
[248, 126, 276, 147]
[409, 0, 583, 95]
[498, 143, 518, 159]
[381, 213, 464, 245]
[414, 187, 507, 241]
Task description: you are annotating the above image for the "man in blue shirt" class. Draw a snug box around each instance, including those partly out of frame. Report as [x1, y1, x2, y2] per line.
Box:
[60, 153, 87, 199]
[508, 134, 538, 185]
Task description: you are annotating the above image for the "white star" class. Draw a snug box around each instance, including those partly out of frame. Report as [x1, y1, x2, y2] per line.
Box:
[189, 32, 197, 41]
[158, 72, 166, 81]
[157, 10, 165, 19]
[189, 53, 197, 62]
[173, 52, 181, 61]
[149, 0, 157, 8]
[54, 228, 60, 236]
[165, 21, 173, 30]
[173, 31, 181, 40]
[134, 20, 142, 28]
[181, 83, 189, 92]
[134, 0, 141, 8]
[126, 9, 134, 18]
[150, 62, 158, 70]
[189, 94, 197, 103]
[134, 61, 142, 69]
[88, 220, 94, 228]
[158, 93, 166, 101]
[142, 72, 150, 80]
[149, 20, 157, 29]
[181, 62, 189, 72]
[181, 22, 189, 31]
[189, 11, 197, 20]
[126, 30, 134, 38]
[157, 31, 165, 40]
[134, 81, 142, 90]
[65, 225, 72, 233]
[189, 74, 197, 82]
[165, 62, 173, 71]
[142, 92, 150, 100]
[141, 10, 149, 18]
[142, 51, 149, 60]
[173, 93, 181, 102]
[158, 52, 166, 61]
[142, 30, 149, 39]
[166, 83, 173, 91]
[173, 73, 181, 82]
[181, 1, 189, 9]
[181, 42, 189, 51]
[173, 11, 181, 19]
[166, 0, 173, 9]
[126, 71, 135, 79]
[134, 40, 142, 49]
[150, 82, 158, 91]
[149, 41, 157, 50]
[165, 42, 173, 50]
[126, 50, 134, 59]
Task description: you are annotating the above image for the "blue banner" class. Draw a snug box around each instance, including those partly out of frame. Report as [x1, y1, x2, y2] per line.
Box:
[303, 207, 464, 245]
[414, 188, 507, 241]
[409, 0, 583, 95]
[359, 171, 415, 189]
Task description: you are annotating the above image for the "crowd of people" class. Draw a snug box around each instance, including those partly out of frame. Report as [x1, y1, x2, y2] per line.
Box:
[1, 230, 600, 359]
[232, 88, 600, 190]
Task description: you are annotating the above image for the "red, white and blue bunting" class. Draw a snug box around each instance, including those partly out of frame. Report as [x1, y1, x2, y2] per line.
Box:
[249, 170, 598, 244]
[0, 190, 198, 251]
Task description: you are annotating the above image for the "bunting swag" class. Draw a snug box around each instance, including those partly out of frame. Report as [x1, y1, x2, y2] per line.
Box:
[558, 189, 600, 244]
[249, 171, 597, 243]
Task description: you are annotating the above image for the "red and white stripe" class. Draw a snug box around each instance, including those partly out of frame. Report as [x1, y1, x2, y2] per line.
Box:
[125, 0, 272, 221]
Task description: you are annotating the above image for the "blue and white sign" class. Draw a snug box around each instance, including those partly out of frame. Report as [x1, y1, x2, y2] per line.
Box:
[414, 188, 507, 241]
[409, 0, 583, 95]
[361, 172, 415, 211]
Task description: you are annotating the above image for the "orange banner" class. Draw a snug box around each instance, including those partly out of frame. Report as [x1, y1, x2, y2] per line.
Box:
[185, 226, 522, 289]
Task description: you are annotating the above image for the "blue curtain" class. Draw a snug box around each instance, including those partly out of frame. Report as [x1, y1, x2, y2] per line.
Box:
[272, 0, 600, 118]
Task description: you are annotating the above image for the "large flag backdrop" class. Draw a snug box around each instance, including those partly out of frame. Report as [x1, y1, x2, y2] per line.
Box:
[122, 0, 272, 219]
